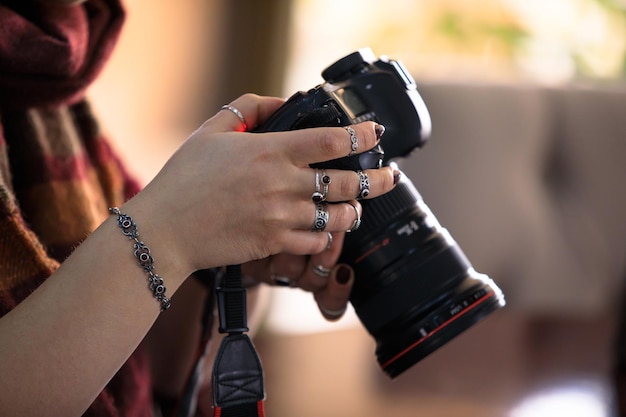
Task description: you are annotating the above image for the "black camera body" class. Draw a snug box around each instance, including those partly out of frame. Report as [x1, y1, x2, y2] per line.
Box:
[255, 48, 430, 168]
[255, 48, 505, 378]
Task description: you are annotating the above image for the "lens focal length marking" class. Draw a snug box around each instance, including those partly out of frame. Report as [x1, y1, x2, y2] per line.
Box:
[381, 289, 495, 371]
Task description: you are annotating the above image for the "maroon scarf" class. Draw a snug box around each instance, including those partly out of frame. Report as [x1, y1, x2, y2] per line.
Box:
[0, 2, 156, 415]
[0, 0, 124, 110]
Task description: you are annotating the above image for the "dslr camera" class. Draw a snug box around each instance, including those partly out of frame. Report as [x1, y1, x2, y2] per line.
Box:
[254, 48, 505, 378]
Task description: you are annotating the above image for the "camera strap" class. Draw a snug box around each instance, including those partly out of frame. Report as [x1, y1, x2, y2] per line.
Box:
[174, 265, 265, 417]
[212, 264, 266, 417]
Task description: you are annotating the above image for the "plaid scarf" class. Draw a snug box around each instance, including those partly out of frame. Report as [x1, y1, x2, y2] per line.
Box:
[0, 1, 157, 415]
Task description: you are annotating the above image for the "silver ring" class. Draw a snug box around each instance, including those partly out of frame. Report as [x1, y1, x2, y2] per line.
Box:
[221, 104, 248, 131]
[311, 169, 331, 203]
[320, 305, 347, 318]
[344, 126, 358, 156]
[346, 201, 361, 232]
[311, 169, 323, 203]
[321, 170, 331, 200]
[325, 232, 333, 250]
[312, 265, 332, 278]
[356, 170, 370, 200]
[311, 202, 329, 232]
[271, 275, 292, 287]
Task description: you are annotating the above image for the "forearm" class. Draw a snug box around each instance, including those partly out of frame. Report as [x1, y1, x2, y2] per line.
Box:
[144, 276, 211, 399]
[0, 211, 191, 416]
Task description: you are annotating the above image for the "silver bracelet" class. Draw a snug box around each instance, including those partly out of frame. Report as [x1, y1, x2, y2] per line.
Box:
[109, 207, 171, 312]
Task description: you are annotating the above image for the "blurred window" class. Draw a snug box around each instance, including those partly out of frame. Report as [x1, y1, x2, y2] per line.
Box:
[284, 0, 626, 92]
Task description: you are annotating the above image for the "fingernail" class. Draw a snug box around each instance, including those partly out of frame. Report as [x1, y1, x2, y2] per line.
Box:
[375, 124, 386, 140]
[393, 170, 401, 185]
[336, 265, 352, 285]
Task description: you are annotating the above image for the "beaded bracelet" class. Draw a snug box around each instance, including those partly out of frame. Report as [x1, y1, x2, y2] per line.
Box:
[109, 207, 171, 312]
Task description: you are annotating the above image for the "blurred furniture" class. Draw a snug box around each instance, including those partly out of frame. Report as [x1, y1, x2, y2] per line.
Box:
[405, 81, 626, 316]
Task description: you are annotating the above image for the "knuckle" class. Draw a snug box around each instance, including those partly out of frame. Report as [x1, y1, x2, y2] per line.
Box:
[333, 204, 353, 228]
[239, 92, 260, 102]
[260, 200, 289, 230]
[317, 129, 345, 156]
[339, 173, 359, 198]
[355, 121, 377, 149]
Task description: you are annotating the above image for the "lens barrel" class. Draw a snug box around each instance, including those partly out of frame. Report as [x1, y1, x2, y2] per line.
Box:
[341, 172, 505, 378]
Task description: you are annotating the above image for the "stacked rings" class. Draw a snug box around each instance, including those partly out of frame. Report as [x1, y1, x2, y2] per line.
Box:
[311, 202, 329, 232]
[356, 170, 370, 200]
[312, 169, 323, 202]
[312, 169, 332, 203]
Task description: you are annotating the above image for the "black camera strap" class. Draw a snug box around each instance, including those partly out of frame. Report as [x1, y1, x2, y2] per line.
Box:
[212, 264, 266, 417]
[174, 265, 265, 417]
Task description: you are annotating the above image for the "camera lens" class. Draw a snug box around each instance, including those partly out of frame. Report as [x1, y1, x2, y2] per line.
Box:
[341, 171, 505, 378]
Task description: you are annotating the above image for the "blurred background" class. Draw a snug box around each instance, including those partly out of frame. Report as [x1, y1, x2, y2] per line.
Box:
[89, 1, 626, 416]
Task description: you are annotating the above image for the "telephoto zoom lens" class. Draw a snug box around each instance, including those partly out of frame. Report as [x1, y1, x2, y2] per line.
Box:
[341, 170, 505, 378]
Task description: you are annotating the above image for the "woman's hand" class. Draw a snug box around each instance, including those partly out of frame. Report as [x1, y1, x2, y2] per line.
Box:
[243, 231, 356, 321]
[0, 93, 401, 415]
[123, 93, 397, 283]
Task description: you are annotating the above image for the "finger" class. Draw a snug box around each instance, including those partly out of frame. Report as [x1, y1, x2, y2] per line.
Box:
[297, 232, 344, 292]
[302, 166, 399, 203]
[273, 121, 385, 167]
[246, 231, 341, 290]
[314, 264, 354, 321]
[242, 254, 308, 287]
[267, 253, 307, 287]
[275, 229, 337, 257]
[205, 93, 286, 133]
[293, 200, 362, 234]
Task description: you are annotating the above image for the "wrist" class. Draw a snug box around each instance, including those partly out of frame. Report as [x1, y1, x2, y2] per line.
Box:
[111, 198, 195, 296]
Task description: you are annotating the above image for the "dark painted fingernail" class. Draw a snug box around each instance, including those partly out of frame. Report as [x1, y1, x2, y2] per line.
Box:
[336, 265, 352, 285]
[375, 124, 386, 140]
[393, 170, 401, 185]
